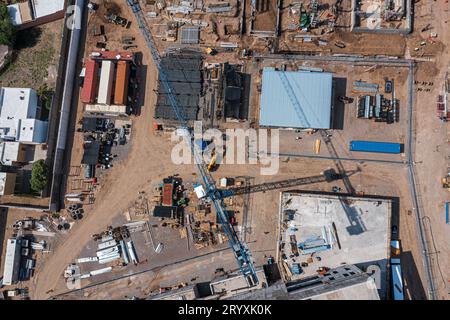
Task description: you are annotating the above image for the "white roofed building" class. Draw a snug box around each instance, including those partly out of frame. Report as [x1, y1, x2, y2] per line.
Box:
[31, 0, 65, 19]
[0, 141, 26, 166]
[0, 87, 48, 168]
[0, 87, 48, 144]
[7, 0, 65, 30]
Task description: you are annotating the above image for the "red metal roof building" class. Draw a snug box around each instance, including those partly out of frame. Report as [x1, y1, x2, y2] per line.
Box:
[81, 60, 99, 104]
[114, 61, 130, 105]
[162, 183, 174, 206]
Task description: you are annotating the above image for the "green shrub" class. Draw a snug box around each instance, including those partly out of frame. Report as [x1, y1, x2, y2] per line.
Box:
[37, 84, 53, 110]
[31, 160, 48, 192]
[0, 4, 16, 46]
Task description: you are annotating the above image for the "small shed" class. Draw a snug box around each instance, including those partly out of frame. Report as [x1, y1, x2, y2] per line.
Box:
[153, 205, 178, 218]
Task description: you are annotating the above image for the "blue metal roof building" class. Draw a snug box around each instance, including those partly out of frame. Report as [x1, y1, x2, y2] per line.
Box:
[259, 68, 333, 129]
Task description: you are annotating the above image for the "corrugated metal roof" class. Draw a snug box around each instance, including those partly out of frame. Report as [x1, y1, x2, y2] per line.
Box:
[181, 27, 200, 44]
[97, 61, 115, 105]
[259, 69, 333, 129]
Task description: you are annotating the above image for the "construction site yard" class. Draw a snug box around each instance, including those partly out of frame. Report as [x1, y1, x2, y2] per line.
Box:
[0, 0, 447, 301]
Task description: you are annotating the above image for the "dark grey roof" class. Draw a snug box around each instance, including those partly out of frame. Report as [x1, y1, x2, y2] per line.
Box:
[81, 141, 100, 165]
[181, 27, 200, 44]
[155, 49, 202, 121]
[223, 64, 248, 120]
[153, 205, 178, 218]
[81, 117, 105, 132]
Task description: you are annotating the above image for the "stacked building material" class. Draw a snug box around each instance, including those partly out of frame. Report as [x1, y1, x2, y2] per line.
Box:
[96, 239, 120, 264]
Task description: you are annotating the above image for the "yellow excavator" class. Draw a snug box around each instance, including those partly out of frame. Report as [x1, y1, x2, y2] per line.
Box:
[442, 168, 450, 190]
[207, 150, 217, 172]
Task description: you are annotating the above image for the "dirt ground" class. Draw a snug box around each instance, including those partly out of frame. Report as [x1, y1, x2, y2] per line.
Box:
[20, 0, 450, 301]
[252, 0, 278, 32]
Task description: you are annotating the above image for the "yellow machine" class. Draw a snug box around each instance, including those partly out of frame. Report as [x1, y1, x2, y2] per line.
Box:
[442, 168, 450, 190]
[206, 47, 217, 56]
[207, 151, 217, 172]
[442, 175, 450, 190]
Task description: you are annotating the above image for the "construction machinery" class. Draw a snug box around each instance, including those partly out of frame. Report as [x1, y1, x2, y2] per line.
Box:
[127, 0, 258, 286]
[105, 13, 128, 27]
[300, 11, 310, 29]
[441, 169, 450, 190]
[206, 47, 218, 56]
[207, 150, 217, 172]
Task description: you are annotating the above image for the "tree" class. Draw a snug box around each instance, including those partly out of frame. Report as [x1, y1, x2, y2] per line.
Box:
[31, 160, 48, 192]
[37, 84, 53, 111]
[0, 4, 16, 46]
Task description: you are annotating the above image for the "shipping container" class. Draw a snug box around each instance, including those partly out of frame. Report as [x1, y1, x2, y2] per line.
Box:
[114, 61, 130, 105]
[446, 202, 449, 224]
[97, 60, 115, 105]
[390, 263, 404, 300]
[162, 183, 174, 206]
[349, 140, 402, 154]
[2, 239, 21, 285]
[81, 60, 99, 104]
